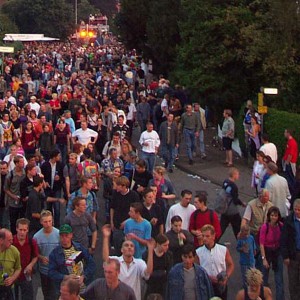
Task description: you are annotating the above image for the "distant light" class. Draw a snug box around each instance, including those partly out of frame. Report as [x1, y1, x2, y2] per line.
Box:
[80, 31, 87, 38]
[88, 31, 94, 38]
[263, 88, 278, 95]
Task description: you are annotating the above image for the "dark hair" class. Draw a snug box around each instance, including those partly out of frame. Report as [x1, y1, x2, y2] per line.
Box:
[155, 234, 169, 245]
[256, 150, 265, 158]
[142, 188, 153, 199]
[50, 149, 60, 159]
[25, 162, 36, 174]
[181, 244, 195, 256]
[171, 215, 182, 224]
[181, 189, 192, 198]
[136, 159, 146, 168]
[261, 133, 269, 142]
[195, 193, 207, 205]
[130, 202, 143, 214]
[266, 206, 282, 224]
[33, 176, 44, 187]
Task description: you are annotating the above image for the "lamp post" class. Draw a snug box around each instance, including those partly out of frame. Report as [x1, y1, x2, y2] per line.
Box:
[75, 0, 78, 25]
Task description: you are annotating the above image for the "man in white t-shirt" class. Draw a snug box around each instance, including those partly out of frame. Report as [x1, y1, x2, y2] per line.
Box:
[102, 225, 154, 300]
[28, 96, 40, 115]
[260, 133, 277, 163]
[165, 189, 196, 232]
[195, 224, 234, 300]
[72, 121, 98, 148]
[139, 122, 160, 173]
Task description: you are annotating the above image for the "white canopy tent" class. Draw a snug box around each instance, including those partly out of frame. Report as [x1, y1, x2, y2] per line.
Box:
[3, 34, 59, 42]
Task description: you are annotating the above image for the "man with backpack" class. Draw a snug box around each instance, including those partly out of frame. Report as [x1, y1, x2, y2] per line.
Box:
[189, 192, 221, 247]
[63, 153, 83, 199]
[218, 167, 246, 239]
[80, 148, 101, 193]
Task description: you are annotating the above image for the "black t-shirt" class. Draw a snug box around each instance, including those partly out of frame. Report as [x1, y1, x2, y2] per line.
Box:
[133, 170, 153, 189]
[141, 204, 163, 237]
[26, 189, 46, 232]
[110, 190, 140, 228]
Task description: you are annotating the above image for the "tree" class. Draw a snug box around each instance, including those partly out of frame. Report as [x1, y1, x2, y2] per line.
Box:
[145, 0, 182, 75]
[2, 0, 75, 39]
[114, 0, 149, 53]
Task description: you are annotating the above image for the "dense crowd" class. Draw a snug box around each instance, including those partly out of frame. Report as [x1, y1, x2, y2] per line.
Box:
[0, 35, 298, 300]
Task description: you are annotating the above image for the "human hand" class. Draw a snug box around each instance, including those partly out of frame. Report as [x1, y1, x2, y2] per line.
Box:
[126, 233, 137, 240]
[263, 258, 269, 269]
[178, 233, 186, 240]
[40, 256, 49, 265]
[4, 276, 14, 286]
[150, 218, 158, 225]
[102, 224, 112, 238]
[59, 198, 66, 205]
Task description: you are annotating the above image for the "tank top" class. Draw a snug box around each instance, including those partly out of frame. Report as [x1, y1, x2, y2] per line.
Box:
[244, 285, 265, 300]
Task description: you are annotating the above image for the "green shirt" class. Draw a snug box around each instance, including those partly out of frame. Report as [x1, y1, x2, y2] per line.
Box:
[180, 112, 200, 132]
[0, 245, 21, 285]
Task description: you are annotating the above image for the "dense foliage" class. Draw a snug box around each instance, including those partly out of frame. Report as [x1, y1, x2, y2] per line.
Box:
[1, 0, 100, 40]
[115, 0, 300, 113]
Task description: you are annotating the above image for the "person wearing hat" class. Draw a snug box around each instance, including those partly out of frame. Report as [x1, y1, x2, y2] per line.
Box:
[48, 224, 96, 298]
[265, 161, 291, 218]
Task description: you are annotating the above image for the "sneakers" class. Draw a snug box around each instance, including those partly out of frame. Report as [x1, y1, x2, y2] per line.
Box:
[201, 153, 207, 159]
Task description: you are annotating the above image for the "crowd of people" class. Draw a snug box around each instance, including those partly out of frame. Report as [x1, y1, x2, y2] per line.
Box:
[0, 34, 298, 300]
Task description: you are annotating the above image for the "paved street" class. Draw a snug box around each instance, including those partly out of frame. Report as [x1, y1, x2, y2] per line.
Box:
[32, 126, 288, 299]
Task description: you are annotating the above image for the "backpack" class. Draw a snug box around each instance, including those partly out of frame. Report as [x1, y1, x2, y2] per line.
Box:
[80, 160, 99, 190]
[193, 209, 214, 229]
[256, 222, 283, 245]
[214, 188, 233, 214]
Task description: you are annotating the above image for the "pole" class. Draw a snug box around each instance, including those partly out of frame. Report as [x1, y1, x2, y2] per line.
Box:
[75, 0, 78, 26]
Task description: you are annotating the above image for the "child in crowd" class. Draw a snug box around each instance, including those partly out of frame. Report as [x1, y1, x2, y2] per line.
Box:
[237, 224, 257, 288]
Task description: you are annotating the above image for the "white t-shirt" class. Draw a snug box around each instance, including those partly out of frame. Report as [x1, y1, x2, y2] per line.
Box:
[29, 102, 40, 115]
[260, 143, 278, 163]
[161, 98, 168, 117]
[4, 154, 28, 172]
[165, 203, 196, 232]
[127, 103, 137, 121]
[109, 255, 149, 300]
[139, 130, 160, 153]
[72, 128, 98, 145]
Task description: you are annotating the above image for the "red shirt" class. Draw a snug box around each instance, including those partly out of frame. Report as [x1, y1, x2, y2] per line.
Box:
[283, 137, 298, 163]
[189, 209, 222, 247]
[12, 235, 39, 281]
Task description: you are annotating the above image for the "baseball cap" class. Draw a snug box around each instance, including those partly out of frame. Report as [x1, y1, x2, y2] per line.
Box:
[129, 151, 137, 157]
[59, 224, 72, 234]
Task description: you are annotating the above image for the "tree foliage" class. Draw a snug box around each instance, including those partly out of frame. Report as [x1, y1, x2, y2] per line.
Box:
[1, 0, 100, 40]
[114, 0, 182, 75]
[171, 0, 300, 113]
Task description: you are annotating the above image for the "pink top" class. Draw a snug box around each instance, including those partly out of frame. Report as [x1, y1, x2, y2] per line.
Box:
[259, 222, 282, 249]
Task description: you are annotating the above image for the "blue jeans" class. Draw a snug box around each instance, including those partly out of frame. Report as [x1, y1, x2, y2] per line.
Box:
[183, 128, 196, 160]
[240, 264, 254, 289]
[45, 189, 61, 228]
[262, 255, 284, 300]
[56, 144, 67, 165]
[284, 163, 295, 192]
[15, 280, 33, 300]
[161, 144, 176, 170]
[141, 151, 156, 173]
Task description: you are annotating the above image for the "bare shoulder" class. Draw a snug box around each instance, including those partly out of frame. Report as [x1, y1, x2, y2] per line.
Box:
[264, 286, 272, 299]
[235, 289, 244, 300]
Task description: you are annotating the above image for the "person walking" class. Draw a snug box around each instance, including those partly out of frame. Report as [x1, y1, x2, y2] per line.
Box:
[179, 104, 200, 165]
[222, 109, 235, 167]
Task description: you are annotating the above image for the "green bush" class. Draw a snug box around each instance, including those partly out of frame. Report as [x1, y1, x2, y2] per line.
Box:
[264, 108, 300, 159]
[236, 106, 300, 159]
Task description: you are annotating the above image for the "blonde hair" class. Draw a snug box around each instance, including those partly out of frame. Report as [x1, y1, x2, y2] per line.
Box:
[154, 166, 166, 175]
[246, 268, 263, 286]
